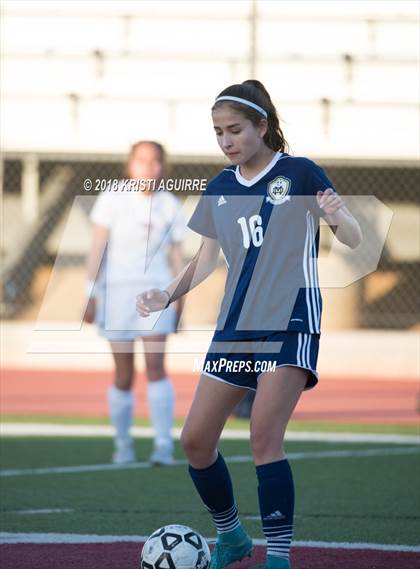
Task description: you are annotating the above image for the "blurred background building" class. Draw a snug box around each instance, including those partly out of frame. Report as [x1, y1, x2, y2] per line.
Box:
[1, 0, 419, 334]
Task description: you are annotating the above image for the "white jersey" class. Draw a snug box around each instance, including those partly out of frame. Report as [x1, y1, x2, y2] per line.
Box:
[90, 188, 186, 288]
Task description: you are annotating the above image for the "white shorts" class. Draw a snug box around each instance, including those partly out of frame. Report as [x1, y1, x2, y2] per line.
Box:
[95, 280, 176, 341]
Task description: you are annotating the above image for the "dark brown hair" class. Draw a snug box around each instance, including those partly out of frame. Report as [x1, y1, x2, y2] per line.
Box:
[125, 140, 167, 178]
[212, 80, 288, 153]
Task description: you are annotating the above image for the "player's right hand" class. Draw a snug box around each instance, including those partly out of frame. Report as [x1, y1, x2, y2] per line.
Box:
[136, 288, 169, 317]
[83, 297, 96, 324]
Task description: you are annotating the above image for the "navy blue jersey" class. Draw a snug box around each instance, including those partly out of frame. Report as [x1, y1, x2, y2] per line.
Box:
[188, 152, 336, 340]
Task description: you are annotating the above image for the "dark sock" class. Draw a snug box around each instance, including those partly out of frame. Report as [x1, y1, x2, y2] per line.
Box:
[256, 459, 294, 560]
[189, 453, 240, 534]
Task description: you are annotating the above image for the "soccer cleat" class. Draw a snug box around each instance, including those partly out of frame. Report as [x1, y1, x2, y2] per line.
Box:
[149, 441, 174, 466]
[112, 438, 136, 464]
[209, 531, 253, 569]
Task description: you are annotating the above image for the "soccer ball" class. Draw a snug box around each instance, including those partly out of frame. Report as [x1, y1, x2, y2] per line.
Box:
[141, 524, 211, 569]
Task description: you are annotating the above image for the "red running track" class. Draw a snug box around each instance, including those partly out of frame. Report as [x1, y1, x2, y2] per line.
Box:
[0, 543, 418, 569]
[1, 368, 419, 424]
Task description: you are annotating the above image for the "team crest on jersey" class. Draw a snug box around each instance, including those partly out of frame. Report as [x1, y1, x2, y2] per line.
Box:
[266, 176, 291, 205]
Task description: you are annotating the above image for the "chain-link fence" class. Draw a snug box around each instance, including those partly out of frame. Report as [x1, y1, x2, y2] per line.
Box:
[1, 153, 419, 329]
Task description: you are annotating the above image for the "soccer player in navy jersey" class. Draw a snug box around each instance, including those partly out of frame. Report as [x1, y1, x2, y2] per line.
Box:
[137, 80, 362, 569]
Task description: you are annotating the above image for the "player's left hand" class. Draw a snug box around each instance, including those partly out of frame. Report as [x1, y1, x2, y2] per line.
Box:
[317, 188, 344, 216]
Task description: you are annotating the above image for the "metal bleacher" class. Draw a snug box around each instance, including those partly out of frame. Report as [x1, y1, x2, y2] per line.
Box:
[1, 1, 419, 156]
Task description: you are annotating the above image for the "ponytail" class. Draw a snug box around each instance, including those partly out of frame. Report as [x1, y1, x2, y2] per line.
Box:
[212, 80, 288, 153]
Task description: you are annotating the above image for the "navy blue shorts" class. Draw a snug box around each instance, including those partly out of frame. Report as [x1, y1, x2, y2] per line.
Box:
[202, 331, 319, 391]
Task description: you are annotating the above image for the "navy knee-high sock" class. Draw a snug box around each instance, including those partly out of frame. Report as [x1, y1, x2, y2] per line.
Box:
[256, 459, 294, 560]
[189, 453, 240, 534]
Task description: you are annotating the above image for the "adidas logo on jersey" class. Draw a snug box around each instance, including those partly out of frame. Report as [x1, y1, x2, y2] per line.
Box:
[263, 510, 285, 521]
[218, 195, 227, 206]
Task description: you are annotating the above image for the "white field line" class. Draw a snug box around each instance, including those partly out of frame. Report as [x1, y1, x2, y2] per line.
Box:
[0, 447, 418, 478]
[0, 423, 419, 445]
[0, 532, 419, 553]
[10, 509, 74, 515]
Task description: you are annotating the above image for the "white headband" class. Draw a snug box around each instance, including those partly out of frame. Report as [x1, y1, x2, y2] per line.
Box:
[214, 96, 268, 118]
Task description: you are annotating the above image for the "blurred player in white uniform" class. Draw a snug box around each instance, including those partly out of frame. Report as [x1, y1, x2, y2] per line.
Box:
[84, 141, 186, 465]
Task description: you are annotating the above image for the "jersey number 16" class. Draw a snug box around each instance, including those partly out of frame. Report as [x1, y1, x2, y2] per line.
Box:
[237, 215, 264, 249]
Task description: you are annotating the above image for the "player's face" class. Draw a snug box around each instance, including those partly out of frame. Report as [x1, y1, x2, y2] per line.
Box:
[212, 107, 266, 165]
[127, 144, 164, 181]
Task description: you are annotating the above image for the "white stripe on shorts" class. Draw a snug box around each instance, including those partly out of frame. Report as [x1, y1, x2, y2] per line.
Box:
[297, 333, 312, 369]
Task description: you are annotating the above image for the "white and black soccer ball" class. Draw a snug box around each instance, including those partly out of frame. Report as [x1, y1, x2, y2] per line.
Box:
[141, 525, 211, 569]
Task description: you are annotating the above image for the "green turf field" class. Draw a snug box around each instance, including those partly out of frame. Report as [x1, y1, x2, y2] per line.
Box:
[1, 435, 419, 546]
[2, 414, 418, 435]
